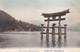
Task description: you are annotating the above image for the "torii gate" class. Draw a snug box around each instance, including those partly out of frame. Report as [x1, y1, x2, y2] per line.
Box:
[41, 9, 70, 47]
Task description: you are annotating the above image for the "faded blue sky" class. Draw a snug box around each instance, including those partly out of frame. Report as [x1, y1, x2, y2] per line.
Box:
[0, 0, 80, 27]
[2, 0, 69, 9]
[1, 0, 80, 8]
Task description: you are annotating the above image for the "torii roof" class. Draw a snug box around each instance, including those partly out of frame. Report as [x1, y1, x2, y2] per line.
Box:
[42, 9, 70, 17]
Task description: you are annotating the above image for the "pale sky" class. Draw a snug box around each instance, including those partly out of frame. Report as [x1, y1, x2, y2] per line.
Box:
[0, 0, 80, 27]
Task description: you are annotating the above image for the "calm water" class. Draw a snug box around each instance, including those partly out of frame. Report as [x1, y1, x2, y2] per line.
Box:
[0, 31, 80, 48]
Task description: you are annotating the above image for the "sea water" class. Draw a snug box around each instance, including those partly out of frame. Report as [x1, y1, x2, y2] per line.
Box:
[0, 31, 79, 48]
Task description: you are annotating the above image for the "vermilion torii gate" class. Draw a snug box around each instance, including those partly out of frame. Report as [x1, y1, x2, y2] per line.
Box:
[41, 9, 70, 47]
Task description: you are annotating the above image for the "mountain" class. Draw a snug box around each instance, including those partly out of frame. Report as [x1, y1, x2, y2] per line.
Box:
[68, 22, 80, 31]
[0, 10, 18, 31]
[0, 10, 41, 32]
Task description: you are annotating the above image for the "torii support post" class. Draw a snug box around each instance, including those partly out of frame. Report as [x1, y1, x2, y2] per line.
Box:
[64, 24, 67, 38]
[57, 16, 62, 47]
[41, 24, 44, 40]
[58, 16, 62, 39]
[52, 23, 56, 38]
[46, 17, 50, 47]
[46, 17, 50, 38]
[52, 23, 56, 47]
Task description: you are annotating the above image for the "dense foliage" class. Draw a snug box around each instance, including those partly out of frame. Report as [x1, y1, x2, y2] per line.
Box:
[0, 10, 41, 32]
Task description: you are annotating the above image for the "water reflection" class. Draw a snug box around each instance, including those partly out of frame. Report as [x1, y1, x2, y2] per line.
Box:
[52, 35, 56, 47]
[40, 36, 43, 46]
[40, 35, 67, 48]
[57, 37, 62, 47]
[46, 35, 49, 47]
[64, 37, 67, 47]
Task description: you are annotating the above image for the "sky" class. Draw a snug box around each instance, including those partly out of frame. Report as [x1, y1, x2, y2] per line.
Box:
[0, 0, 80, 27]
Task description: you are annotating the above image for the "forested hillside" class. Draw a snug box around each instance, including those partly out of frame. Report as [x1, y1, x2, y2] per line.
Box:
[0, 10, 41, 32]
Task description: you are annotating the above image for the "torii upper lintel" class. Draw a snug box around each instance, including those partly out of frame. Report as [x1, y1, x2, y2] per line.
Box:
[42, 9, 70, 17]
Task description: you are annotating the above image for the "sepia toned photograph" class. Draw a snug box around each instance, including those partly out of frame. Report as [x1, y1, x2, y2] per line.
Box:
[0, 0, 80, 48]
